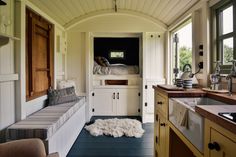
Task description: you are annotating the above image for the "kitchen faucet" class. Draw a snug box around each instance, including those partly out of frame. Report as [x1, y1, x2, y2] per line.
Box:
[226, 60, 236, 96]
[210, 61, 221, 90]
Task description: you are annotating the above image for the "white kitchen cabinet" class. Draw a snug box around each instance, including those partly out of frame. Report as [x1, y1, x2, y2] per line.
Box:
[92, 87, 140, 116]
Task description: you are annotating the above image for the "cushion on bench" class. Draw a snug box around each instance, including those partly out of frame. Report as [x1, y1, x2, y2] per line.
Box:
[7, 96, 85, 140]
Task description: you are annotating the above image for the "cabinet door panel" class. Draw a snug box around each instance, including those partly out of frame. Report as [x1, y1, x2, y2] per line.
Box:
[209, 129, 236, 157]
[93, 89, 116, 115]
[116, 88, 139, 115]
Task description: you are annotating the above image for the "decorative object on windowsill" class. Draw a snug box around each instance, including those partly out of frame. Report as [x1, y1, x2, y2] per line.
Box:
[85, 118, 145, 138]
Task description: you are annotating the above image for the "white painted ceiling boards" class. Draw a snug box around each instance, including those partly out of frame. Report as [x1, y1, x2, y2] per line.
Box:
[29, 0, 199, 28]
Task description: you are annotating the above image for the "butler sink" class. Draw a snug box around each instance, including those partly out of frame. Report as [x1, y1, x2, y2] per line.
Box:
[168, 97, 228, 153]
[173, 97, 228, 109]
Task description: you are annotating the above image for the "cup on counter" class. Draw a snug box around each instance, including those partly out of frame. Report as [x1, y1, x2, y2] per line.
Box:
[183, 79, 192, 88]
[176, 79, 183, 87]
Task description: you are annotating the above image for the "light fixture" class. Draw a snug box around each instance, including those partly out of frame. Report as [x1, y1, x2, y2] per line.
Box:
[114, 0, 117, 12]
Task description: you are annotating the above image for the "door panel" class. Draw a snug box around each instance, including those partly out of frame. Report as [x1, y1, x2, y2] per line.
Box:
[93, 89, 116, 115]
[116, 88, 139, 116]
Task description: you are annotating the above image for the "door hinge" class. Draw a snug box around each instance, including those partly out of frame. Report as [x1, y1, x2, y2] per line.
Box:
[145, 102, 147, 107]
[156, 114, 158, 121]
[92, 92, 95, 96]
[145, 85, 148, 89]
[92, 108, 95, 112]
[156, 136, 158, 143]
[138, 92, 140, 96]
[138, 109, 140, 112]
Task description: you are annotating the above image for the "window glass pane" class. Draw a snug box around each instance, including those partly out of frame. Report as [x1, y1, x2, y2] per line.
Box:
[110, 51, 124, 59]
[176, 22, 192, 71]
[222, 5, 233, 35]
[223, 37, 234, 64]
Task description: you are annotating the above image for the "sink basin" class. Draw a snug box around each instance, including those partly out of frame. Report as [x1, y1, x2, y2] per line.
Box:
[172, 97, 227, 109]
[168, 97, 227, 153]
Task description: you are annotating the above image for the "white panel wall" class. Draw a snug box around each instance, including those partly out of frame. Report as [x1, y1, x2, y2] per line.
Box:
[55, 26, 67, 81]
[67, 32, 86, 94]
[144, 32, 165, 79]
[142, 32, 166, 123]
[0, 0, 16, 131]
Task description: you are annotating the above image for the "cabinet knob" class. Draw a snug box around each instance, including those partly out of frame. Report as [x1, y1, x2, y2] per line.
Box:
[157, 101, 163, 105]
[208, 142, 220, 151]
[160, 123, 166, 127]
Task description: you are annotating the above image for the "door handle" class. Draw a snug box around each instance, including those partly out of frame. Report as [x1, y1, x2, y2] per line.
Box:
[208, 142, 220, 151]
[117, 92, 119, 99]
[113, 93, 115, 99]
[157, 101, 163, 105]
[160, 123, 166, 127]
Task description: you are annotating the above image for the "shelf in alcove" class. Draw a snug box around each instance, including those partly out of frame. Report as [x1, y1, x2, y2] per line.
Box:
[0, 33, 20, 46]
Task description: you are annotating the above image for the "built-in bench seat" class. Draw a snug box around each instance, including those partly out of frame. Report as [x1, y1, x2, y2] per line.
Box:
[6, 96, 86, 157]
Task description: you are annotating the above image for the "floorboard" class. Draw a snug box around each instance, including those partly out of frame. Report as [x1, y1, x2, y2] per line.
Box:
[67, 116, 154, 157]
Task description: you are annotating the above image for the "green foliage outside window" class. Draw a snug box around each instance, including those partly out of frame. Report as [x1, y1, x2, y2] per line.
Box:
[223, 45, 233, 64]
[179, 46, 192, 71]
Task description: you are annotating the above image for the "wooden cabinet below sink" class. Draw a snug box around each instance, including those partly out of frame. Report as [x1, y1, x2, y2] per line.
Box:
[204, 119, 236, 157]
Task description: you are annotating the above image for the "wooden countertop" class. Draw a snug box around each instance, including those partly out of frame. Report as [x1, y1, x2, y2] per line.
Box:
[154, 84, 236, 135]
[196, 105, 236, 135]
[153, 85, 206, 97]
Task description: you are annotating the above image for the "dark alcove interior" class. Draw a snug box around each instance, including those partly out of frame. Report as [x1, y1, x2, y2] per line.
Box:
[94, 37, 139, 65]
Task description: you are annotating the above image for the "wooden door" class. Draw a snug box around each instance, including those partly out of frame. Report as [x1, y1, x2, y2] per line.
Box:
[92, 88, 116, 115]
[26, 8, 54, 100]
[209, 128, 236, 157]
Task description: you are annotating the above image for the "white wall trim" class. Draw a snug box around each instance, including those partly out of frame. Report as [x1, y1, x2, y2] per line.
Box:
[0, 74, 18, 82]
[65, 9, 167, 31]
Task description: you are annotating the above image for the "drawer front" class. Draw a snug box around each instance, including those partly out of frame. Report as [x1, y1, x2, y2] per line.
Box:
[155, 93, 167, 116]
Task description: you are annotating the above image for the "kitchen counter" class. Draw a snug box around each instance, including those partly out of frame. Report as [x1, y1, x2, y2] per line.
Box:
[154, 84, 236, 135]
[196, 105, 236, 135]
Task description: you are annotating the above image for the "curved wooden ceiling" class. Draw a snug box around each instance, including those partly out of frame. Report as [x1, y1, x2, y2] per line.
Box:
[29, 0, 199, 28]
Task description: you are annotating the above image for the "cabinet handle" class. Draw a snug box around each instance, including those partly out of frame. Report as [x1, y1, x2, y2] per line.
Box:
[160, 123, 166, 127]
[155, 136, 158, 143]
[157, 101, 163, 105]
[208, 142, 220, 151]
[113, 93, 115, 99]
[117, 92, 119, 99]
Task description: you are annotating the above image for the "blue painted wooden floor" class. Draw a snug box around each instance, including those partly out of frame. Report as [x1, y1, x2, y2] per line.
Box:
[67, 116, 154, 157]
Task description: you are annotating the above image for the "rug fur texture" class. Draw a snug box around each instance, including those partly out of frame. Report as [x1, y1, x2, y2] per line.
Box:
[85, 118, 145, 138]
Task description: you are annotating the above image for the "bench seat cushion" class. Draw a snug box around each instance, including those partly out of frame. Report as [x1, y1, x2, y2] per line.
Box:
[7, 96, 85, 140]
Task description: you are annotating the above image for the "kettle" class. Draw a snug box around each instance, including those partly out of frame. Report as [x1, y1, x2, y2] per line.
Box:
[180, 64, 199, 85]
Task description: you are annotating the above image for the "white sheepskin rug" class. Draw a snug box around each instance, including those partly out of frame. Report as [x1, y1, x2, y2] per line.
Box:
[85, 118, 145, 138]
